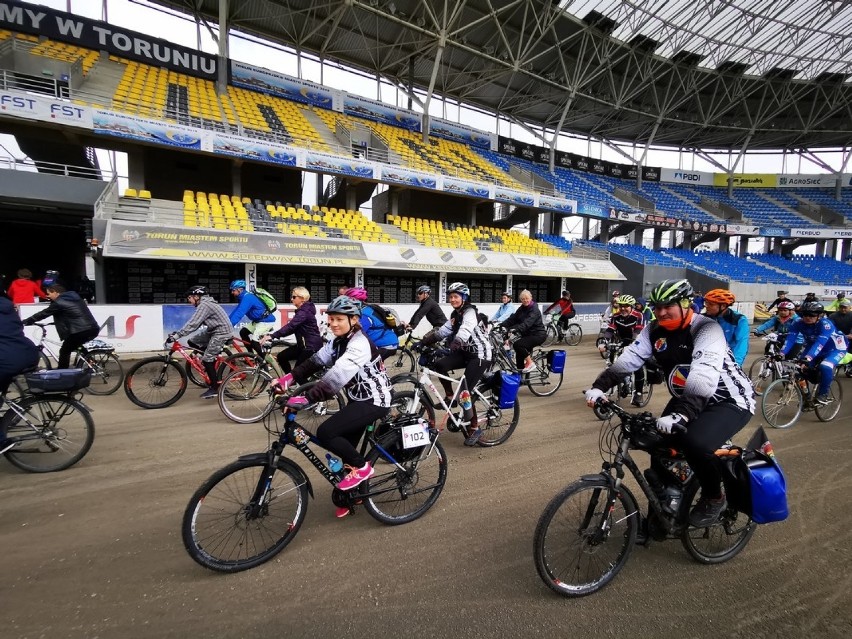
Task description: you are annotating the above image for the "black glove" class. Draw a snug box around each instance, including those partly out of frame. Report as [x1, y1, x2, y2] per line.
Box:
[165, 332, 179, 343]
[22, 317, 33, 326]
[449, 339, 463, 352]
[420, 331, 439, 347]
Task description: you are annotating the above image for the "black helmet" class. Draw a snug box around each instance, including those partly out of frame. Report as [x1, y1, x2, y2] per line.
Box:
[561, 290, 570, 296]
[416, 285, 431, 295]
[648, 279, 693, 306]
[185, 285, 207, 297]
[800, 301, 824, 316]
[501, 291, 512, 298]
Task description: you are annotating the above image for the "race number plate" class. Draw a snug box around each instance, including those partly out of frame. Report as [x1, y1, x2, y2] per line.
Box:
[401, 423, 430, 449]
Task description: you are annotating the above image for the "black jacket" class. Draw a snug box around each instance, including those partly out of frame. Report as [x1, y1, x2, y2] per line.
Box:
[409, 295, 447, 329]
[0, 297, 39, 378]
[502, 301, 546, 338]
[23, 291, 99, 339]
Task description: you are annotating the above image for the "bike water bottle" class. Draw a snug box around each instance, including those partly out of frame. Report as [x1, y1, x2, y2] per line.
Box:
[325, 453, 343, 475]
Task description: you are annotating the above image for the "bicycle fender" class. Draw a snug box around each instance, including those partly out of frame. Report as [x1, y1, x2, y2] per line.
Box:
[236, 453, 315, 499]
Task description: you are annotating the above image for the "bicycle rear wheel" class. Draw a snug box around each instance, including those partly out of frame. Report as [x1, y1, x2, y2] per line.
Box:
[182, 458, 309, 572]
[815, 378, 843, 422]
[1, 395, 95, 472]
[565, 323, 583, 346]
[385, 349, 416, 378]
[526, 350, 563, 397]
[747, 358, 777, 396]
[680, 480, 756, 564]
[363, 436, 447, 525]
[218, 366, 276, 424]
[124, 357, 187, 409]
[543, 324, 558, 347]
[81, 351, 124, 395]
[533, 478, 639, 597]
[473, 388, 519, 446]
[761, 378, 802, 429]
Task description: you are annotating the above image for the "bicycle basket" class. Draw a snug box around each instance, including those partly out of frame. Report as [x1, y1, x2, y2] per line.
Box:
[83, 339, 115, 352]
[26, 368, 92, 393]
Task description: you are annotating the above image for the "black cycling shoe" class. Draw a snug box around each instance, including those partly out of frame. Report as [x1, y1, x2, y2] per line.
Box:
[688, 495, 727, 528]
[631, 393, 643, 407]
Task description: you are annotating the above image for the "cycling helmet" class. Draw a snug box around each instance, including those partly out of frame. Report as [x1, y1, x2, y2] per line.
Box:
[777, 301, 795, 311]
[185, 285, 207, 296]
[229, 279, 246, 290]
[704, 289, 736, 306]
[561, 290, 570, 296]
[648, 279, 693, 306]
[616, 294, 636, 306]
[611, 290, 620, 297]
[344, 287, 368, 301]
[326, 295, 362, 316]
[800, 301, 824, 316]
[447, 282, 470, 298]
[837, 292, 846, 299]
[417, 285, 431, 295]
[501, 291, 512, 298]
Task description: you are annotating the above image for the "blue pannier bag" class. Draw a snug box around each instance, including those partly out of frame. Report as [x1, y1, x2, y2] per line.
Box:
[722, 426, 788, 524]
[498, 372, 521, 409]
[547, 350, 566, 373]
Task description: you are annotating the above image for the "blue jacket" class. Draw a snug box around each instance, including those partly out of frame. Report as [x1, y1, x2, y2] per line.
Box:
[360, 306, 399, 349]
[755, 314, 803, 343]
[0, 297, 39, 385]
[714, 308, 750, 366]
[229, 290, 275, 325]
[490, 302, 515, 323]
[783, 317, 848, 361]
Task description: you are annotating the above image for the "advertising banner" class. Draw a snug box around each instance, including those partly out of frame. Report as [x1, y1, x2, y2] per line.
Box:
[538, 195, 576, 214]
[607, 208, 728, 233]
[442, 176, 492, 199]
[211, 132, 302, 167]
[713, 173, 778, 188]
[660, 168, 713, 185]
[777, 174, 837, 189]
[0, 0, 217, 80]
[379, 165, 439, 190]
[342, 94, 421, 131]
[724, 223, 761, 236]
[578, 202, 607, 218]
[493, 186, 536, 207]
[789, 228, 852, 239]
[759, 227, 791, 237]
[429, 117, 493, 149]
[229, 61, 336, 109]
[92, 110, 207, 150]
[363, 245, 520, 274]
[512, 255, 624, 279]
[103, 220, 371, 266]
[304, 151, 374, 179]
[0, 90, 93, 128]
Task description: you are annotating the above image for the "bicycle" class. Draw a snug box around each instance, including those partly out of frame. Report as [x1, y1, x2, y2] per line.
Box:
[490, 327, 564, 397]
[747, 332, 784, 395]
[592, 342, 653, 420]
[761, 359, 843, 428]
[391, 361, 520, 447]
[123, 339, 254, 409]
[544, 312, 582, 347]
[181, 383, 448, 572]
[0, 368, 95, 472]
[26, 322, 124, 395]
[533, 399, 756, 597]
[184, 335, 254, 387]
[384, 332, 420, 377]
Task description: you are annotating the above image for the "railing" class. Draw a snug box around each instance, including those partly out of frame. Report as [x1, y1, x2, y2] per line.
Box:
[0, 154, 110, 180]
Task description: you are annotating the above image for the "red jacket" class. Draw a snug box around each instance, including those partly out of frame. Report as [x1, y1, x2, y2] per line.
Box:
[7, 279, 46, 305]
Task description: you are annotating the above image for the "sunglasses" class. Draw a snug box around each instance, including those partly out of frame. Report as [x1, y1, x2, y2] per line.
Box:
[291, 295, 301, 299]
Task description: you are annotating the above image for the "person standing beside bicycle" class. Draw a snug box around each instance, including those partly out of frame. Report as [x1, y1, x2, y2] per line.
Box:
[599, 294, 647, 406]
[273, 295, 392, 518]
[543, 290, 576, 336]
[702, 289, 750, 367]
[490, 291, 515, 324]
[499, 289, 546, 373]
[228, 280, 275, 355]
[261, 286, 322, 374]
[21, 284, 100, 369]
[780, 301, 848, 406]
[585, 279, 755, 528]
[754, 300, 802, 358]
[404, 285, 447, 333]
[419, 282, 493, 446]
[166, 286, 233, 400]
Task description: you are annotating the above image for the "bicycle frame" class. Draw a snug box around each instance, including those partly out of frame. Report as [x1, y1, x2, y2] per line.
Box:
[27, 323, 97, 368]
[402, 366, 480, 432]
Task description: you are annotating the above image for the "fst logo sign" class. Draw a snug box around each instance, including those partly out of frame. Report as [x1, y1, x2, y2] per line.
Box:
[0, 90, 94, 128]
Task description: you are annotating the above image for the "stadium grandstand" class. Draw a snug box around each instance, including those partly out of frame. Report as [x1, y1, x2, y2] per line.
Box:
[1, 0, 851, 337]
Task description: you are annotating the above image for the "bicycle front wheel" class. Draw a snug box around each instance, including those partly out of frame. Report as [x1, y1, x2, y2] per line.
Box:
[1, 395, 95, 472]
[218, 366, 276, 424]
[761, 378, 802, 429]
[527, 351, 563, 397]
[182, 458, 309, 572]
[747, 358, 777, 396]
[533, 478, 639, 597]
[124, 357, 187, 409]
[81, 351, 124, 395]
[680, 480, 756, 564]
[565, 323, 583, 346]
[474, 389, 519, 446]
[815, 378, 843, 422]
[543, 324, 558, 347]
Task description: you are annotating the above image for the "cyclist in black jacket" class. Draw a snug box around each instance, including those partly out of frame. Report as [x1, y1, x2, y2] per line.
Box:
[500, 289, 546, 373]
[405, 285, 447, 332]
[22, 284, 99, 369]
[599, 294, 647, 406]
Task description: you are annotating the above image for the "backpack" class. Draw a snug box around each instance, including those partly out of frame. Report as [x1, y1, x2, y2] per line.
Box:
[250, 287, 277, 318]
[366, 303, 406, 336]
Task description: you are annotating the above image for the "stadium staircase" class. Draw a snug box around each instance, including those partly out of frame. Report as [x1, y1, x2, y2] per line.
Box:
[76, 58, 126, 106]
[302, 108, 345, 150]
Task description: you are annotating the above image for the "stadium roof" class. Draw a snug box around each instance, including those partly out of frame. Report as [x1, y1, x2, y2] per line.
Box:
[149, 0, 852, 153]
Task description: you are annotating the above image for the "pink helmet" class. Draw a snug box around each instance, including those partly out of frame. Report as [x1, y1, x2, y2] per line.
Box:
[777, 301, 795, 311]
[345, 287, 368, 301]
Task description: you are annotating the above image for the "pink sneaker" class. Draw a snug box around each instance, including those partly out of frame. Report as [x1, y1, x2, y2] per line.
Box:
[335, 506, 351, 519]
[337, 462, 375, 491]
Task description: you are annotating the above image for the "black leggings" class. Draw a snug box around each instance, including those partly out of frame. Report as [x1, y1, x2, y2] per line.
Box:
[59, 328, 100, 369]
[276, 345, 316, 374]
[316, 400, 389, 468]
[432, 352, 491, 399]
[513, 334, 545, 368]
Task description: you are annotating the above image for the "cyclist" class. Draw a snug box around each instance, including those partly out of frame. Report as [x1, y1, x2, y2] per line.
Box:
[781, 301, 848, 406]
[599, 294, 647, 406]
[702, 289, 750, 367]
[490, 291, 515, 324]
[228, 280, 275, 355]
[261, 286, 322, 374]
[21, 283, 100, 369]
[273, 295, 392, 518]
[585, 279, 755, 528]
[766, 290, 789, 312]
[344, 287, 399, 358]
[166, 285, 233, 399]
[754, 300, 802, 358]
[825, 292, 851, 313]
[500, 289, 546, 373]
[543, 290, 576, 337]
[599, 292, 621, 336]
[419, 282, 493, 446]
[828, 299, 852, 342]
[635, 297, 653, 325]
[0, 296, 39, 397]
[404, 285, 447, 332]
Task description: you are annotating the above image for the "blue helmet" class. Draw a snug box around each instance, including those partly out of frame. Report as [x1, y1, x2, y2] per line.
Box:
[230, 279, 246, 290]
